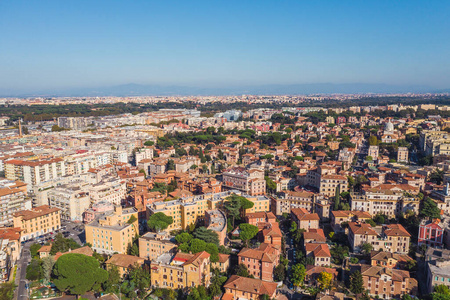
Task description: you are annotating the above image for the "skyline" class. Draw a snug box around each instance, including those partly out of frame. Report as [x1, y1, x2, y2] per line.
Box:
[1, 1, 450, 93]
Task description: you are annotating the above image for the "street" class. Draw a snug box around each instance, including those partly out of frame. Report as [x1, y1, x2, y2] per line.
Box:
[13, 220, 86, 299]
[15, 241, 31, 300]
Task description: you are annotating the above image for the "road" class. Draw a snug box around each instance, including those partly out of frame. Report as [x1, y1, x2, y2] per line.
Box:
[14, 220, 86, 299]
[15, 241, 31, 300]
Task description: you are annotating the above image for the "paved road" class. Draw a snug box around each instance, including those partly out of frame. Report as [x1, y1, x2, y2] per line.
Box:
[15, 242, 31, 300]
[14, 220, 86, 299]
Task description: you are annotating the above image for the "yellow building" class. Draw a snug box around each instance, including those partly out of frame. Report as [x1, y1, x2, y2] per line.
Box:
[85, 206, 138, 255]
[147, 191, 270, 231]
[138, 232, 177, 261]
[13, 205, 61, 241]
[106, 254, 145, 277]
[150, 251, 210, 289]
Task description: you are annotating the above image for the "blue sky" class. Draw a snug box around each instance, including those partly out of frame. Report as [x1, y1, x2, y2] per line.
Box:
[1, 0, 449, 91]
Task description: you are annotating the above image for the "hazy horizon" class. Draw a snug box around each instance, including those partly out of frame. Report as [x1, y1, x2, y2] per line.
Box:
[1, 1, 449, 93]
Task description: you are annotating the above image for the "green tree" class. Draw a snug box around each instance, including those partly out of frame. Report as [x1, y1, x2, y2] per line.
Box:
[26, 259, 41, 281]
[30, 243, 41, 259]
[234, 263, 251, 278]
[128, 264, 151, 298]
[102, 265, 121, 293]
[193, 227, 220, 245]
[50, 233, 81, 255]
[317, 271, 332, 290]
[349, 270, 364, 295]
[190, 238, 207, 253]
[175, 232, 193, 244]
[421, 197, 441, 220]
[239, 224, 259, 246]
[167, 159, 175, 171]
[52, 253, 108, 296]
[0, 282, 16, 300]
[334, 185, 340, 211]
[274, 264, 286, 282]
[368, 136, 378, 146]
[330, 244, 349, 264]
[265, 176, 277, 193]
[435, 285, 450, 295]
[41, 256, 55, 282]
[127, 243, 139, 256]
[361, 243, 372, 255]
[187, 285, 210, 300]
[209, 268, 227, 297]
[290, 263, 306, 287]
[144, 140, 154, 146]
[147, 212, 173, 232]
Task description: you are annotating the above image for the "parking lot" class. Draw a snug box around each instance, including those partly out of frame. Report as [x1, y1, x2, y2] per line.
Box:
[25, 220, 86, 246]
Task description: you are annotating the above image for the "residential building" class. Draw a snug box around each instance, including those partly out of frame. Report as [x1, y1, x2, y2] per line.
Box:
[138, 231, 177, 261]
[305, 243, 331, 267]
[85, 206, 138, 254]
[358, 264, 418, 299]
[426, 247, 450, 293]
[150, 251, 210, 289]
[0, 179, 28, 226]
[237, 243, 280, 281]
[47, 184, 90, 221]
[212, 253, 230, 273]
[291, 208, 320, 231]
[330, 210, 372, 233]
[147, 191, 270, 232]
[348, 222, 411, 254]
[5, 158, 66, 188]
[370, 251, 413, 269]
[13, 205, 61, 241]
[222, 275, 278, 300]
[222, 167, 266, 196]
[397, 147, 409, 163]
[106, 254, 145, 277]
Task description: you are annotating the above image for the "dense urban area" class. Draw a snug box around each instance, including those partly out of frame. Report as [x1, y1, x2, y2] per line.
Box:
[1, 94, 450, 300]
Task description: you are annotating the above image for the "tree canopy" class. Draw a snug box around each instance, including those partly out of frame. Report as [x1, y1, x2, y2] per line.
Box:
[52, 253, 108, 295]
[147, 212, 173, 232]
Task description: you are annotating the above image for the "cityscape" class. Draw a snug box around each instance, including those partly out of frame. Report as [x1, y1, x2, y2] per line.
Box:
[1, 1, 450, 300]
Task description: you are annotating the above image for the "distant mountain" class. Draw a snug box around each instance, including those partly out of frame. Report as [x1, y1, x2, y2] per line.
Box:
[0, 82, 447, 97]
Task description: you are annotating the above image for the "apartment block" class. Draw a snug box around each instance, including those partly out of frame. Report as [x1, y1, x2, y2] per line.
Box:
[358, 264, 417, 299]
[0, 179, 28, 226]
[348, 222, 411, 254]
[13, 205, 61, 241]
[5, 158, 66, 188]
[138, 231, 177, 261]
[85, 206, 138, 254]
[147, 191, 270, 231]
[223, 275, 277, 300]
[238, 243, 280, 281]
[47, 184, 90, 222]
[150, 251, 210, 289]
[222, 167, 266, 196]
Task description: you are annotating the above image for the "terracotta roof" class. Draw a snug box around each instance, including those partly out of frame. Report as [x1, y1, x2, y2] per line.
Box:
[223, 275, 277, 296]
[349, 222, 378, 236]
[106, 254, 144, 269]
[54, 246, 94, 260]
[13, 205, 60, 220]
[0, 227, 21, 240]
[217, 253, 230, 263]
[38, 245, 52, 253]
[238, 243, 278, 263]
[291, 208, 320, 221]
[303, 229, 326, 242]
[306, 265, 338, 277]
[305, 243, 331, 258]
[383, 224, 411, 237]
